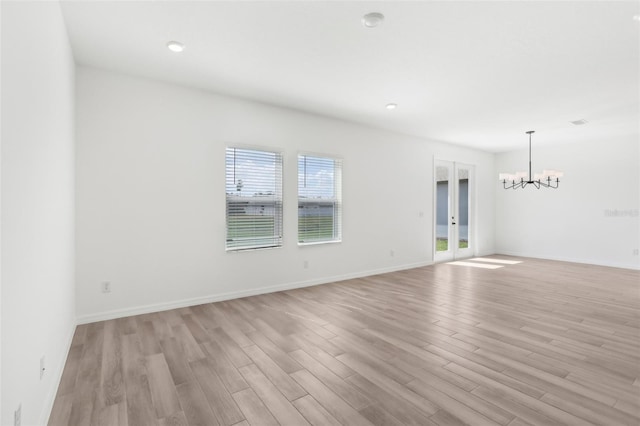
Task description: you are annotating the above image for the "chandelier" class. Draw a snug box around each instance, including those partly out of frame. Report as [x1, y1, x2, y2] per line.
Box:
[499, 131, 563, 189]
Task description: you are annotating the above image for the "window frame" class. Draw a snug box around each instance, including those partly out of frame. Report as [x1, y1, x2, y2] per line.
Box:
[297, 152, 343, 246]
[225, 146, 284, 252]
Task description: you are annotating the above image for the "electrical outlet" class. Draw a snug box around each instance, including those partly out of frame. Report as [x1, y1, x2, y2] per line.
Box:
[102, 281, 111, 293]
[40, 356, 46, 380]
[633, 248, 639, 256]
[303, 260, 309, 269]
[14, 404, 21, 426]
[390, 249, 395, 257]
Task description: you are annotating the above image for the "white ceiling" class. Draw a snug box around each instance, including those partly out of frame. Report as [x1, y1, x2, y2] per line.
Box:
[60, 0, 640, 152]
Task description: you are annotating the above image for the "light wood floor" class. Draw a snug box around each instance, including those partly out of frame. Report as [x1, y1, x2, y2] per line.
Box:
[49, 256, 640, 426]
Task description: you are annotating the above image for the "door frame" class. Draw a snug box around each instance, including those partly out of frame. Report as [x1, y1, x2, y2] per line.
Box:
[433, 159, 475, 263]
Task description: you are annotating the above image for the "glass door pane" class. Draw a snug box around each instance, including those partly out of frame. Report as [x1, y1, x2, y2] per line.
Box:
[458, 168, 469, 249]
[435, 165, 450, 252]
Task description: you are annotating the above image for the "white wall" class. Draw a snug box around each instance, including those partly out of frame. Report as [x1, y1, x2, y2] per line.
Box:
[76, 67, 495, 322]
[1, 2, 76, 425]
[495, 135, 640, 269]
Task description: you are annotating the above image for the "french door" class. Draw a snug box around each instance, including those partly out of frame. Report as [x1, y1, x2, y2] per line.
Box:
[434, 160, 474, 262]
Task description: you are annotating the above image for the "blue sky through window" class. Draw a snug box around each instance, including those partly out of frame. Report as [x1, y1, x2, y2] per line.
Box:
[298, 156, 335, 199]
[225, 148, 280, 196]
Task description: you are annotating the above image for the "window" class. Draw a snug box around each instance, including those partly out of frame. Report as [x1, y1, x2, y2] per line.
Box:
[298, 154, 342, 244]
[226, 147, 283, 250]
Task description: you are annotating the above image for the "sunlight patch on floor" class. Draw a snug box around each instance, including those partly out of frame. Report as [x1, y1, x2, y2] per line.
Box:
[469, 258, 522, 265]
[447, 261, 504, 269]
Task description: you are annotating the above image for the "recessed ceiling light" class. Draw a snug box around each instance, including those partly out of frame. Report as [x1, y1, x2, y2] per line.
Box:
[633, 15, 640, 22]
[166, 41, 185, 53]
[570, 119, 588, 126]
[362, 12, 384, 28]
[386, 103, 397, 110]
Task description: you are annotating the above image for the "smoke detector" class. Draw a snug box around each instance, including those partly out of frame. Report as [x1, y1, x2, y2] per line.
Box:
[362, 12, 384, 28]
[570, 119, 588, 126]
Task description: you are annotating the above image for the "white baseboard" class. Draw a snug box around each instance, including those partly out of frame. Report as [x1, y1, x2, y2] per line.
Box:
[496, 251, 640, 271]
[76, 260, 433, 324]
[39, 320, 76, 425]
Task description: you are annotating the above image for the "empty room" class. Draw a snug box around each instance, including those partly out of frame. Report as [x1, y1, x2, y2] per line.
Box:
[1, 1, 639, 425]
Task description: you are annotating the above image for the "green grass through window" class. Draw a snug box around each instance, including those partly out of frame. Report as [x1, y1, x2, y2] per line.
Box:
[227, 215, 276, 239]
[298, 215, 335, 242]
[227, 215, 337, 243]
[436, 239, 469, 252]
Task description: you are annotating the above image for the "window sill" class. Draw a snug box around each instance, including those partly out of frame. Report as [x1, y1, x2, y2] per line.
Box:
[298, 239, 342, 247]
[226, 245, 282, 253]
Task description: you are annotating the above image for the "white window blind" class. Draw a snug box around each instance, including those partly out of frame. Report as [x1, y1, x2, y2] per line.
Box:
[226, 147, 283, 250]
[298, 155, 342, 244]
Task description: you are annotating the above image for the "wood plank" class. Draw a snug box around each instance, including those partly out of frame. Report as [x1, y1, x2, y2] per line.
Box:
[337, 352, 438, 415]
[160, 337, 194, 386]
[291, 369, 375, 426]
[176, 381, 220, 426]
[121, 334, 157, 426]
[47, 394, 73, 426]
[159, 411, 188, 426]
[540, 391, 639, 426]
[92, 401, 128, 426]
[182, 314, 210, 344]
[67, 322, 104, 426]
[289, 349, 371, 410]
[290, 334, 355, 379]
[139, 320, 162, 356]
[430, 409, 472, 426]
[151, 317, 173, 342]
[346, 373, 437, 426]
[56, 344, 83, 396]
[232, 388, 279, 426]
[406, 378, 501, 426]
[238, 363, 310, 425]
[210, 327, 253, 368]
[201, 340, 249, 394]
[292, 395, 342, 426]
[101, 320, 125, 406]
[358, 404, 405, 426]
[190, 358, 245, 426]
[146, 353, 181, 419]
[391, 358, 513, 425]
[246, 330, 303, 374]
[172, 323, 206, 362]
[471, 386, 558, 426]
[242, 344, 306, 401]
